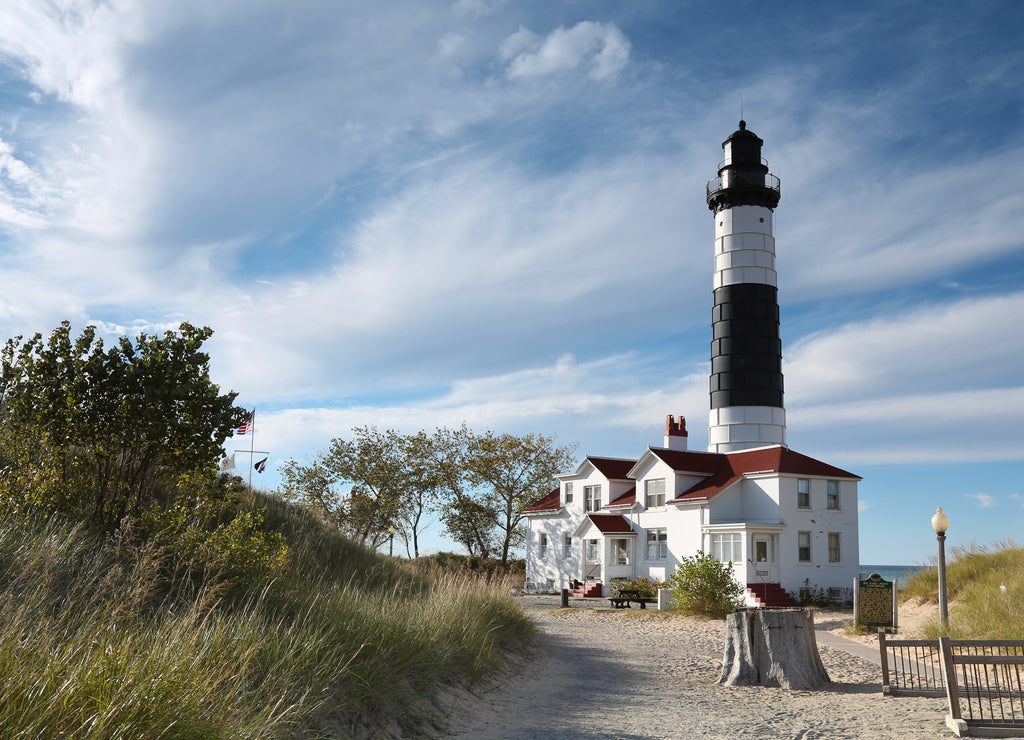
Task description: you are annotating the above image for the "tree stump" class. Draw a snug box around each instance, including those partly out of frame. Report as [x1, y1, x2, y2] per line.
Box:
[719, 607, 831, 689]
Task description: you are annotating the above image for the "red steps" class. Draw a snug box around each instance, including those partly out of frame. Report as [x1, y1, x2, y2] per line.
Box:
[746, 582, 795, 607]
[568, 582, 603, 598]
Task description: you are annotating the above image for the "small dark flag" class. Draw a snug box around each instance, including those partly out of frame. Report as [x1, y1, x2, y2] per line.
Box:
[237, 411, 254, 436]
[254, 457, 268, 474]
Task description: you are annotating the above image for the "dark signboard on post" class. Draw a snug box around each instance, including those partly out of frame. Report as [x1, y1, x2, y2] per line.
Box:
[857, 573, 894, 629]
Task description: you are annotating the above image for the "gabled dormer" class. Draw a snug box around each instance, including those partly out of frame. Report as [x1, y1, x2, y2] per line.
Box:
[551, 455, 637, 515]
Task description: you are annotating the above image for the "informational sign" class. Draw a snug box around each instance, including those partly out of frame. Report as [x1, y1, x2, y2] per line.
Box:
[857, 573, 895, 628]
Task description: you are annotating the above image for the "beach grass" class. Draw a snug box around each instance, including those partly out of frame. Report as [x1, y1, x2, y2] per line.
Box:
[0, 494, 534, 738]
[900, 539, 1023, 640]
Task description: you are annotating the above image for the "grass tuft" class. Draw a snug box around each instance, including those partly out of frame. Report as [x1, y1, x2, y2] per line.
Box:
[901, 539, 1023, 640]
[0, 497, 534, 738]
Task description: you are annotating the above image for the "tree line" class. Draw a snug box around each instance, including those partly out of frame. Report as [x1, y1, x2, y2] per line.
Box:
[279, 426, 577, 564]
[0, 320, 576, 569]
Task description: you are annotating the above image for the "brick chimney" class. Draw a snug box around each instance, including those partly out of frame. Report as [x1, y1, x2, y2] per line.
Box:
[664, 415, 688, 451]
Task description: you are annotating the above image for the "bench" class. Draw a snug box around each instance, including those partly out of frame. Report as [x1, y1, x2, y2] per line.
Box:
[607, 589, 655, 609]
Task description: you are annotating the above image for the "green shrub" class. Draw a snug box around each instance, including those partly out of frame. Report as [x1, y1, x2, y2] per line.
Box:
[611, 577, 664, 598]
[666, 552, 744, 618]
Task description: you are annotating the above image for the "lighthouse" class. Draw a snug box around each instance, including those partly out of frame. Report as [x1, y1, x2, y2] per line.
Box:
[705, 121, 785, 453]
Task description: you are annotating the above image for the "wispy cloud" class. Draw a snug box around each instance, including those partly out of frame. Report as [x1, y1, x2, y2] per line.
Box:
[501, 21, 630, 81]
[965, 492, 997, 508]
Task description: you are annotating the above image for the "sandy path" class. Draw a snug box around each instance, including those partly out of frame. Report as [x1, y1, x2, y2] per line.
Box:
[440, 596, 954, 740]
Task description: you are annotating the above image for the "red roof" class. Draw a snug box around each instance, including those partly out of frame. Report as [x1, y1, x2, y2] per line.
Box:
[522, 487, 561, 513]
[671, 446, 860, 503]
[605, 485, 637, 508]
[522, 445, 859, 512]
[585, 514, 636, 534]
[587, 456, 637, 480]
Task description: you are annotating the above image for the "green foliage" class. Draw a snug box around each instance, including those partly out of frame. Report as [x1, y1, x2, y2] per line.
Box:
[666, 551, 744, 618]
[0, 321, 246, 528]
[279, 425, 436, 552]
[281, 424, 577, 564]
[611, 577, 664, 598]
[0, 504, 533, 738]
[902, 539, 1023, 640]
[411, 551, 526, 583]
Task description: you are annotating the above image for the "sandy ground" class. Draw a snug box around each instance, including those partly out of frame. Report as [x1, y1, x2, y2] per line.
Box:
[437, 596, 978, 740]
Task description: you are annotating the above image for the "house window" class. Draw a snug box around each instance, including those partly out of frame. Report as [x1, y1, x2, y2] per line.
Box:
[584, 485, 602, 512]
[827, 480, 839, 510]
[564, 481, 573, 505]
[711, 533, 742, 564]
[612, 538, 630, 566]
[644, 478, 666, 509]
[563, 532, 572, 558]
[798, 531, 812, 562]
[586, 539, 599, 563]
[539, 533, 548, 558]
[828, 532, 841, 563]
[797, 479, 810, 509]
[646, 528, 667, 560]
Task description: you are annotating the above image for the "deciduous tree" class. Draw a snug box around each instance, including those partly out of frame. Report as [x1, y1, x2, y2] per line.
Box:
[0, 321, 246, 528]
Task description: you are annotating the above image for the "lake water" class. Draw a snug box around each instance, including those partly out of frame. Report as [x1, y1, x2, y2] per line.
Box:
[859, 564, 929, 584]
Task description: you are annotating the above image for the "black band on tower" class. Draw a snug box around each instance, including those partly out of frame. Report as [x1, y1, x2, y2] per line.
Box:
[710, 283, 784, 409]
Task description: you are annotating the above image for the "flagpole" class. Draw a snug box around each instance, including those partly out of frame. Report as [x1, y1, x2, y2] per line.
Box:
[248, 407, 256, 490]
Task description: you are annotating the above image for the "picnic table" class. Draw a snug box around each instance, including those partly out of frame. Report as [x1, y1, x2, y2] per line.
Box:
[607, 588, 654, 609]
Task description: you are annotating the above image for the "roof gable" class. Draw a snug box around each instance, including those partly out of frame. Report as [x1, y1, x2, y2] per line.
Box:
[605, 485, 637, 509]
[574, 514, 636, 537]
[522, 487, 561, 514]
[670, 445, 860, 503]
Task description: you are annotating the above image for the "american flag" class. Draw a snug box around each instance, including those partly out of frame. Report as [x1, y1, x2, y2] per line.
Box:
[237, 411, 254, 436]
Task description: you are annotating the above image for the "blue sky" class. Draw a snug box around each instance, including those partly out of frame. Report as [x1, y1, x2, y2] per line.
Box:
[0, 0, 1021, 565]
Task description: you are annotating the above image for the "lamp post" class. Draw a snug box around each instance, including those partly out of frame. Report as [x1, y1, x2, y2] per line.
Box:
[931, 507, 950, 632]
[388, 526, 396, 557]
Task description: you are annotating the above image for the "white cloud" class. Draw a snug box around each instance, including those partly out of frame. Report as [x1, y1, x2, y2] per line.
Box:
[786, 292, 1024, 404]
[502, 21, 630, 81]
[858, 500, 871, 513]
[965, 492, 997, 508]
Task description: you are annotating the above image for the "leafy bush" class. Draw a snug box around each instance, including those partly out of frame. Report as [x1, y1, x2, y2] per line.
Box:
[611, 577, 665, 598]
[666, 552, 744, 618]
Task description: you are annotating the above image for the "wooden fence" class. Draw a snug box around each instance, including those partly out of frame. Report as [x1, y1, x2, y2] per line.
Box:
[939, 635, 1024, 737]
[878, 631, 1024, 736]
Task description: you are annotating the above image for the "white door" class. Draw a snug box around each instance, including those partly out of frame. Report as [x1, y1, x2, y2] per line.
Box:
[752, 535, 778, 582]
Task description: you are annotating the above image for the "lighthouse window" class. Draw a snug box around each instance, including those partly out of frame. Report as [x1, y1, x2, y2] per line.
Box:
[828, 532, 841, 563]
[644, 478, 666, 509]
[584, 485, 602, 512]
[798, 531, 812, 562]
[797, 479, 810, 509]
[827, 480, 840, 510]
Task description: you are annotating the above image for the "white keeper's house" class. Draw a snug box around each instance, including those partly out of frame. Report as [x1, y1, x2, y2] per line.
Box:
[522, 122, 861, 607]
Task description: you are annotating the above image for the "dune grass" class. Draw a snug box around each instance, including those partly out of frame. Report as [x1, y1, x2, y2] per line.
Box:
[900, 539, 1023, 640]
[0, 495, 534, 738]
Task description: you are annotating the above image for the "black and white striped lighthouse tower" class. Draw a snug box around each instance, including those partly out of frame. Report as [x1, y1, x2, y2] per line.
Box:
[705, 121, 785, 453]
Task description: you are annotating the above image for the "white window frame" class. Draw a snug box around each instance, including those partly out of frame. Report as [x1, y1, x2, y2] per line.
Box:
[710, 533, 742, 564]
[827, 480, 840, 510]
[644, 478, 666, 509]
[564, 481, 573, 505]
[539, 533, 548, 559]
[584, 485, 602, 512]
[797, 478, 810, 509]
[828, 532, 841, 563]
[798, 531, 812, 562]
[612, 538, 630, 566]
[563, 532, 572, 558]
[646, 527, 667, 560]
[586, 539, 600, 563]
